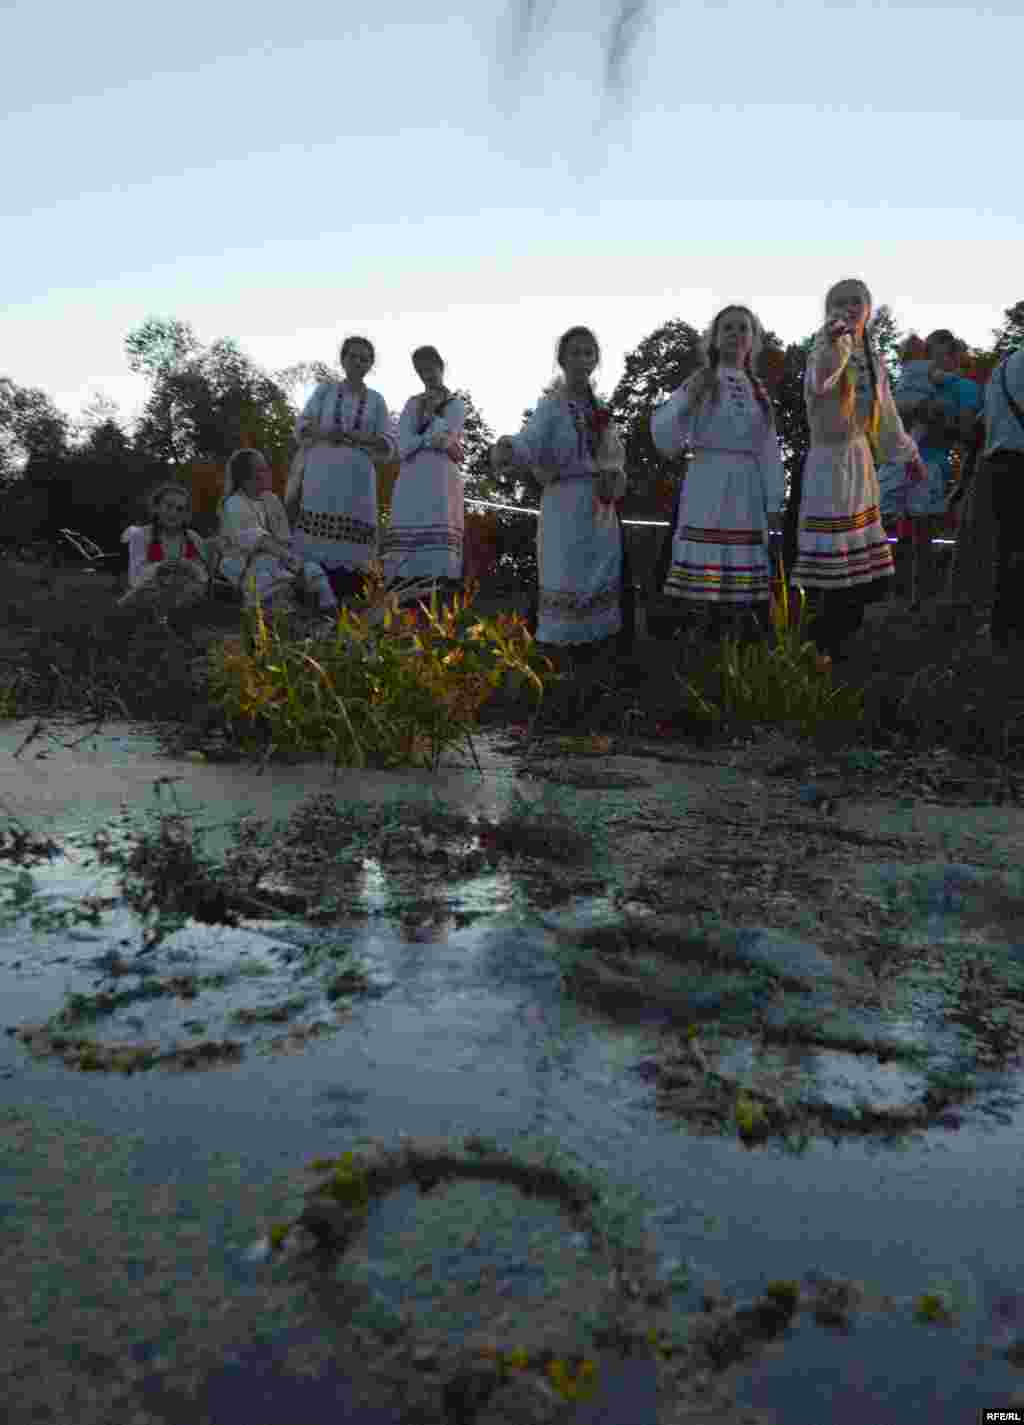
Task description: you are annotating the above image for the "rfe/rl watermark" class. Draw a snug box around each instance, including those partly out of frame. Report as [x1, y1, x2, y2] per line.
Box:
[980, 1410, 1024, 1423]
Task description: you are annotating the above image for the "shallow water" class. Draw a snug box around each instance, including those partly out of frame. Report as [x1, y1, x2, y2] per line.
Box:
[4, 727, 1024, 1421]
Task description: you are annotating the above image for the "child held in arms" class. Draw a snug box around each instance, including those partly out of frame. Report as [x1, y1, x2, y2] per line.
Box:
[877, 330, 982, 609]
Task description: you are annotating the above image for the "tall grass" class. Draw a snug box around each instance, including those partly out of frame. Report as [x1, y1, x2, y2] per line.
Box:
[207, 563, 557, 771]
[676, 567, 865, 740]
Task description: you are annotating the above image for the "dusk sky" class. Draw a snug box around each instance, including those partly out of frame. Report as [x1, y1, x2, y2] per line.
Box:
[3, 0, 1020, 441]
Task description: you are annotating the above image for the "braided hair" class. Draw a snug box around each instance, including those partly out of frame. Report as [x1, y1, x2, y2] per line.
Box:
[860, 330, 881, 447]
[691, 306, 775, 426]
[826, 279, 880, 441]
[147, 481, 193, 543]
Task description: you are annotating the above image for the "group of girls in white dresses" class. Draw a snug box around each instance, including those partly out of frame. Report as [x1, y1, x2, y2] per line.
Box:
[491, 283, 924, 661]
[645, 280, 925, 659]
[125, 277, 929, 665]
[287, 336, 467, 602]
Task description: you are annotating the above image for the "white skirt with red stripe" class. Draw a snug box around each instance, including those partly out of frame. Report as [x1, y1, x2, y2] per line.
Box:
[792, 435, 895, 591]
[664, 449, 773, 604]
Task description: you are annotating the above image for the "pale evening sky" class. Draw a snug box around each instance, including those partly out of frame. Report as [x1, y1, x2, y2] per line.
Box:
[2, 0, 1020, 445]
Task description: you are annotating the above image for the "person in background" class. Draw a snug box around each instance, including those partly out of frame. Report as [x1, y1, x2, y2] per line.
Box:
[877, 330, 981, 612]
[979, 343, 1024, 650]
[650, 304, 785, 641]
[491, 325, 633, 663]
[288, 336, 397, 602]
[792, 278, 926, 661]
[218, 449, 337, 617]
[383, 346, 466, 603]
[117, 482, 210, 611]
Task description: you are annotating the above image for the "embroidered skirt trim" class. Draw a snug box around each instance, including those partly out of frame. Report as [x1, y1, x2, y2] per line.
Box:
[801, 505, 880, 535]
[681, 524, 766, 546]
[297, 509, 376, 545]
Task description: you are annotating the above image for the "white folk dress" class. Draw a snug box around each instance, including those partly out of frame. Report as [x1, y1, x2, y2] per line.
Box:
[507, 395, 624, 646]
[219, 492, 336, 609]
[383, 393, 466, 582]
[293, 382, 397, 574]
[651, 369, 785, 604]
[795, 333, 919, 595]
[117, 526, 209, 609]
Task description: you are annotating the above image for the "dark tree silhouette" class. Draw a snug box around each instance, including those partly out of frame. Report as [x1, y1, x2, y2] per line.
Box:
[0, 378, 69, 485]
[127, 319, 294, 467]
[609, 318, 702, 517]
[992, 300, 1024, 359]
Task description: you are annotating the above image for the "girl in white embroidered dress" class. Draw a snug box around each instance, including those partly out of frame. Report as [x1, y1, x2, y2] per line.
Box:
[218, 449, 338, 613]
[117, 482, 209, 611]
[651, 305, 784, 632]
[384, 345, 466, 594]
[792, 278, 925, 659]
[291, 336, 397, 600]
[491, 326, 630, 651]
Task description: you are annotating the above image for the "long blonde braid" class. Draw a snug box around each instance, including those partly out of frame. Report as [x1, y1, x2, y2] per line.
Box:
[828, 279, 880, 442]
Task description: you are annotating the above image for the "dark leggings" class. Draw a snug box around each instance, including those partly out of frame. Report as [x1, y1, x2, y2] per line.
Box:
[325, 567, 368, 602]
[990, 454, 1024, 644]
[809, 587, 868, 656]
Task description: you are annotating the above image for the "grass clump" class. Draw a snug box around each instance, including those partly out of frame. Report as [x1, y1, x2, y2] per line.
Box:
[913, 1291, 956, 1325]
[207, 564, 555, 771]
[676, 570, 864, 742]
[734, 1091, 771, 1143]
[762, 1280, 800, 1315]
[479, 785, 608, 866]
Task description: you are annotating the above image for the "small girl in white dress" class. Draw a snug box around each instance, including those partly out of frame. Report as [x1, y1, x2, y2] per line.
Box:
[492, 325, 631, 653]
[218, 449, 337, 613]
[118, 482, 210, 611]
[650, 305, 785, 634]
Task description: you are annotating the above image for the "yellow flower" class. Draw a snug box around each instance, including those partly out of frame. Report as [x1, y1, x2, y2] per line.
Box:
[735, 1092, 767, 1136]
[914, 1292, 952, 1324]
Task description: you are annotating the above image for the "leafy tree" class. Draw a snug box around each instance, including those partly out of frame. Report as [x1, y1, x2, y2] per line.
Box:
[275, 359, 340, 395]
[609, 318, 702, 516]
[0, 378, 69, 486]
[127, 318, 294, 467]
[454, 388, 497, 505]
[868, 304, 904, 375]
[991, 299, 1024, 359]
[78, 416, 133, 466]
[768, 336, 815, 509]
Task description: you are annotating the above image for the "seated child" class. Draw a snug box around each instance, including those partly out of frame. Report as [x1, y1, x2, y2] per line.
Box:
[117, 482, 210, 610]
[218, 448, 338, 614]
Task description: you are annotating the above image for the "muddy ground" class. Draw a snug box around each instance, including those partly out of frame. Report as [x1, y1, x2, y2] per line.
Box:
[4, 554, 1024, 1423]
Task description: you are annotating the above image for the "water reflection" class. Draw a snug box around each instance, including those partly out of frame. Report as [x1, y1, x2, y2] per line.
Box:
[3, 838, 1024, 1420]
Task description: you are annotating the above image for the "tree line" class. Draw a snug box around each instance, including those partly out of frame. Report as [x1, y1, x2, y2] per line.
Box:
[2, 303, 1021, 582]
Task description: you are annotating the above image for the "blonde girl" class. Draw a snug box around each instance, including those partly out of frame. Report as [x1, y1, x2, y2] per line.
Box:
[791, 278, 925, 659]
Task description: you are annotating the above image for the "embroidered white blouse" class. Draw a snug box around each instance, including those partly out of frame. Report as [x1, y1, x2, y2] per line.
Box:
[651, 369, 785, 514]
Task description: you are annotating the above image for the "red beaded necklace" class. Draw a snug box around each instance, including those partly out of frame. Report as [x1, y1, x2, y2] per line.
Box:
[334, 382, 368, 433]
[567, 392, 610, 462]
